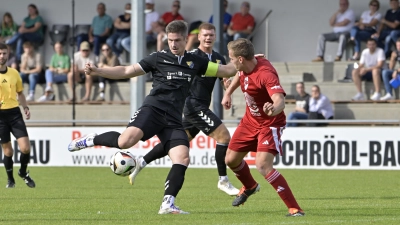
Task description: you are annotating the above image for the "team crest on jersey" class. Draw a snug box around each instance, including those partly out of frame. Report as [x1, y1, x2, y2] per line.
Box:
[186, 61, 194, 68]
[216, 59, 221, 64]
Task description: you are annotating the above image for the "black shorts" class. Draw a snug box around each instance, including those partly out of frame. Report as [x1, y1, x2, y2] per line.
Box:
[128, 105, 188, 146]
[0, 107, 29, 144]
[183, 108, 223, 138]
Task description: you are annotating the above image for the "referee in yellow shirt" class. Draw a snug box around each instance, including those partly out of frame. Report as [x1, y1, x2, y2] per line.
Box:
[0, 43, 35, 188]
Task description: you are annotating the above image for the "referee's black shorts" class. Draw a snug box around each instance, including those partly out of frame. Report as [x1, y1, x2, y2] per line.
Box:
[0, 107, 29, 144]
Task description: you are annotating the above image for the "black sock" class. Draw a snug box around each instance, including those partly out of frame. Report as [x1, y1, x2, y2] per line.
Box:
[143, 143, 167, 164]
[3, 156, 14, 181]
[93, 131, 121, 148]
[164, 164, 187, 197]
[215, 144, 228, 176]
[19, 153, 30, 175]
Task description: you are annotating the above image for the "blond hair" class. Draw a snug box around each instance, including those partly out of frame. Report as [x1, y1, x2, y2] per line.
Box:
[227, 38, 254, 60]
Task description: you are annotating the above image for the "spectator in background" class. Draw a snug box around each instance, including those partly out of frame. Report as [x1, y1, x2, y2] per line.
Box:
[312, 0, 355, 62]
[308, 85, 334, 127]
[0, 12, 18, 43]
[38, 42, 70, 102]
[7, 49, 17, 69]
[153, 0, 184, 51]
[287, 82, 310, 127]
[105, 3, 131, 57]
[76, 3, 113, 56]
[348, 0, 381, 61]
[67, 41, 97, 102]
[372, 0, 400, 58]
[209, 0, 232, 32]
[380, 38, 400, 100]
[19, 42, 42, 102]
[6, 4, 44, 61]
[225, 1, 254, 42]
[121, 0, 160, 53]
[97, 43, 120, 101]
[352, 38, 385, 101]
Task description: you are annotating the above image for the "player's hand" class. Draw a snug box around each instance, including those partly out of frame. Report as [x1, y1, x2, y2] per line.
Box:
[263, 102, 275, 116]
[221, 94, 232, 110]
[84, 63, 98, 76]
[24, 107, 31, 120]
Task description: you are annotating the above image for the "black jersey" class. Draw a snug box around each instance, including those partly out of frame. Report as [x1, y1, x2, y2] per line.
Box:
[184, 48, 226, 113]
[138, 49, 210, 121]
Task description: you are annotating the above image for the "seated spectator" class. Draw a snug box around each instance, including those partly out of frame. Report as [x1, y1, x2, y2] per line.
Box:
[38, 42, 70, 102]
[67, 41, 97, 102]
[225, 1, 254, 43]
[76, 3, 113, 56]
[153, 0, 184, 51]
[6, 4, 44, 61]
[308, 85, 334, 127]
[348, 0, 381, 61]
[0, 12, 18, 43]
[352, 38, 385, 101]
[97, 43, 120, 101]
[206, 0, 232, 54]
[121, 0, 160, 52]
[105, 3, 131, 57]
[7, 50, 17, 69]
[287, 82, 310, 127]
[19, 42, 42, 102]
[381, 38, 400, 100]
[372, 0, 400, 58]
[312, 0, 355, 62]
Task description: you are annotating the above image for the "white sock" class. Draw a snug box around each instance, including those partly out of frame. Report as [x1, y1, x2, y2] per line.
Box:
[138, 157, 147, 168]
[85, 135, 95, 147]
[219, 176, 228, 181]
[99, 82, 105, 89]
[161, 195, 175, 208]
[99, 92, 104, 98]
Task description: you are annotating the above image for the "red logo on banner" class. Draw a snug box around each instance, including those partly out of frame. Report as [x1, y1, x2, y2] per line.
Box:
[244, 152, 257, 165]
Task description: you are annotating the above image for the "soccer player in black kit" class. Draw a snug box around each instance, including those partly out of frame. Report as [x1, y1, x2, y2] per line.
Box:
[68, 20, 238, 214]
[128, 22, 239, 196]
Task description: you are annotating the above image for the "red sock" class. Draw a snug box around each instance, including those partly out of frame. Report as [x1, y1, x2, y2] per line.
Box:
[230, 160, 257, 189]
[265, 169, 302, 210]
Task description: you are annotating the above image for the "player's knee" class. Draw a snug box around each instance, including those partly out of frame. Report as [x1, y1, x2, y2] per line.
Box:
[224, 151, 238, 167]
[1, 143, 14, 156]
[255, 161, 274, 176]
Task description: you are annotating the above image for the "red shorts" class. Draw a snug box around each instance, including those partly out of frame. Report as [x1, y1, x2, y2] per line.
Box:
[228, 123, 285, 155]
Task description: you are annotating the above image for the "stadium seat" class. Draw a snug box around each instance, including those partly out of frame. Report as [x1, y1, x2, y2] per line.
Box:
[49, 24, 70, 45]
[68, 24, 91, 47]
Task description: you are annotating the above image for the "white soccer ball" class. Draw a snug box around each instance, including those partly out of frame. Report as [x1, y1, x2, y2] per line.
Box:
[109, 150, 136, 176]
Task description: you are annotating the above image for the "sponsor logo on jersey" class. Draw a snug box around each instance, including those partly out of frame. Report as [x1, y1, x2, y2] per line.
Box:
[186, 61, 194, 69]
[2, 79, 7, 83]
[271, 85, 282, 90]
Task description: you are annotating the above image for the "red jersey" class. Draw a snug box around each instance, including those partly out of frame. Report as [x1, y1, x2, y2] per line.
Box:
[239, 57, 286, 128]
[231, 13, 255, 31]
[161, 12, 184, 25]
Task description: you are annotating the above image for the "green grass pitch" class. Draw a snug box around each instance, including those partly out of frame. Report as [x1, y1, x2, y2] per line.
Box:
[1, 167, 399, 224]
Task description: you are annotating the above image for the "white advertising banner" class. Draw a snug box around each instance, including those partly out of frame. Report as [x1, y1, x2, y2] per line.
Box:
[1, 127, 399, 170]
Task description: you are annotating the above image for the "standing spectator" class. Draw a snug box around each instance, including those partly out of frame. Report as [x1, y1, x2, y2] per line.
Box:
[6, 4, 44, 61]
[106, 3, 131, 57]
[371, 0, 400, 58]
[76, 3, 113, 56]
[307, 85, 334, 127]
[287, 82, 310, 127]
[312, 0, 355, 62]
[97, 43, 120, 101]
[19, 42, 42, 102]
[348, 0, 381, 61]
[225, 1, 254, 42]
[67, 41, 97, 102]
[121, 0, 160, 53]
[0, 12, 18, 43]
[154, 0, 184, 51]
[37, 42, 70, 102]
[352, 38, 385, 101]
[381, 38, 400, 100]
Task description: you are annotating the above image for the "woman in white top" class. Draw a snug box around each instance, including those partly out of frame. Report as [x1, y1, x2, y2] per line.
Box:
[349, 0, 381, 61]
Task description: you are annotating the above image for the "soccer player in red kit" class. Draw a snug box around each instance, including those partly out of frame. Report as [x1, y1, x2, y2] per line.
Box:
[221, 38, 304, 217]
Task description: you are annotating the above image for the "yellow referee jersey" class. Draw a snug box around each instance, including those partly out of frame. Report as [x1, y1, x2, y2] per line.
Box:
[0, 67, 23, 109]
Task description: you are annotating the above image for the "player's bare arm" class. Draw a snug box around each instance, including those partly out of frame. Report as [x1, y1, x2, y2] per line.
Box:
[84, 63, 146, 79]
[263, 93, 285, 116]
[221, 72, 240, 110]
[17, 91, 31, 120]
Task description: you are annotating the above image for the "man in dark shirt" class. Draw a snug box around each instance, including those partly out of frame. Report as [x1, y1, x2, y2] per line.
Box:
[371, 0, 400, 57]
[105, 3, 131, 56]
[67, 20, 237, 214]
[127, 23, 240, 196]
[287, 82, 310, 127]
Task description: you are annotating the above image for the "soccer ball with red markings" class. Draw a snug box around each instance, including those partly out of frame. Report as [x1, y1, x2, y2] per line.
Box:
[109, 150, 136, 176]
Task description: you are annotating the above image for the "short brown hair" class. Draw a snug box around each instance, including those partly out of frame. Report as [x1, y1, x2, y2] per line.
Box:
[198, 22, 215, 32]
[166, 20, 188, 37]
[227, 38, 254, 60]
[23, 42, 32, 48]
[369, 0, 380, 10]
[0, 42, 8, 51]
